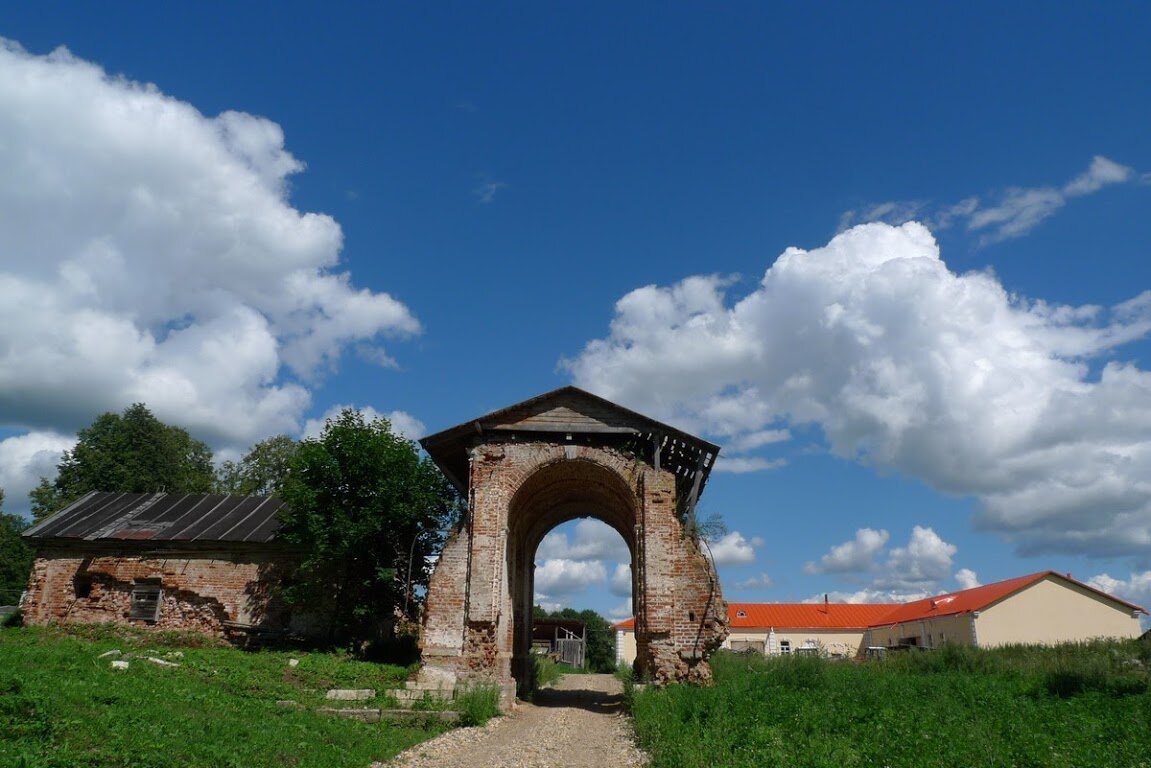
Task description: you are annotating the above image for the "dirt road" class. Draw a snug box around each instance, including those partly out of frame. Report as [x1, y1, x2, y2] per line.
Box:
[377, 673, 649, 768]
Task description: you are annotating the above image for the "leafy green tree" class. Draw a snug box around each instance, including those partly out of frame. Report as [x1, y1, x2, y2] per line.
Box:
[535, 605, 617, 672]
[277, 409, 461, 646]
[30, 403, 214, 520]
[29, 478, 62, 523]
[0, 488, 34, 606]
[215, 435, 298, 495]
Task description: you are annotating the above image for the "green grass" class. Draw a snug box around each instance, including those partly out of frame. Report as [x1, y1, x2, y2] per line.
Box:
[631, 641, 1151, 768]
[532, 655, 565, 689]
[0, 624, 447, 768]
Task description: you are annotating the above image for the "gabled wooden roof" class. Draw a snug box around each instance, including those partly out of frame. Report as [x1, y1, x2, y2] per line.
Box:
[22, 491, 287, 544]
[420, 386, 720, 498]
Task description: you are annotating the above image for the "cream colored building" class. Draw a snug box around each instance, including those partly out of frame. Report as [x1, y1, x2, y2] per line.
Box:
[866, 571, 1146, 649]
[722, 602, 899, 659]
[614, 571, 1147, 665]
[613, 618, 637, 666]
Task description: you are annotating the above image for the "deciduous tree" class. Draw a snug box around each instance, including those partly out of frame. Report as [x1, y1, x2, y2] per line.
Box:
[30, 403, 214, 520]
[215, 435, 298, 496]
[0, 488, 34, 606]
[277, 409, 460, 646]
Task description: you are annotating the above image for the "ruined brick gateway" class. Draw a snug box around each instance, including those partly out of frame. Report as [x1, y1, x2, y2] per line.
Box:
[418, 387, 729, 699]
[19, 387, 728, 701]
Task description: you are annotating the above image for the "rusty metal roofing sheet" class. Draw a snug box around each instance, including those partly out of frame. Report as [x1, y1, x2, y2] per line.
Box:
[23, 491, 287, 544]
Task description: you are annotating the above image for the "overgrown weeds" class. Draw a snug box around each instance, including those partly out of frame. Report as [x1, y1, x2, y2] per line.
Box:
[534, 655, 565, 688]
[453, 684, 501, 727]
[631, 640, 1151, 768]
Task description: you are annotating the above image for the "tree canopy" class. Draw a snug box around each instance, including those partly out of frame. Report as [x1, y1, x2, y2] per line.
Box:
[0, 488, 34, 606]
[215, 434, 298, 496]
[277, 409, 461, 646]
[31, 403, 214, 520]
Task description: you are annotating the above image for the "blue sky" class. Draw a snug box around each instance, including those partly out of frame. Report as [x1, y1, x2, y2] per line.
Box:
[2, 4, 1150, 621]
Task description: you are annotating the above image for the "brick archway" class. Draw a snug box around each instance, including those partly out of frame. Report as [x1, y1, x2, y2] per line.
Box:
[418, 387, 728, 703]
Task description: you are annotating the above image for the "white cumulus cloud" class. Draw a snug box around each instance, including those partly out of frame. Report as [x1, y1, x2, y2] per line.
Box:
[608, 598, 634, 620]
[537, 519, 630, 562]
[534, 558, 607, 595]
[954, 568, 981, 590]
[610, 563, 632, 597]
[804, 528, 890, 574]
[0, 40, 420, 515]
[705, 531, 759, 565]
[879, 526, 957, 591]
[1087, 571, 1151, 609]
[736, 572, 774, 590]
[566, 221, 1151, 561]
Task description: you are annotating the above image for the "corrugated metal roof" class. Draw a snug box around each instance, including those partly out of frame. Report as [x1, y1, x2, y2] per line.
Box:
[728, 602, 900, 629]
[23, 491, 287, 544]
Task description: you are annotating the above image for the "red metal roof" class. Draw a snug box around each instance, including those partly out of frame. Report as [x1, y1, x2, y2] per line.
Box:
[728, 602, 900, 630]
[612, 571, 1148, 634]
[872, 570, 1148, 625]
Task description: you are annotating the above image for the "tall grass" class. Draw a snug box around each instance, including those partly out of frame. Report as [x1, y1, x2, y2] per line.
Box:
[0, 625, 444, 768]
[452, 684, 502, 727]
[632, 640, 1151, 768]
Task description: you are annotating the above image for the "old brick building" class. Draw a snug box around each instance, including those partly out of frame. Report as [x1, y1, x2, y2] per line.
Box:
[21, 492, 302, 638]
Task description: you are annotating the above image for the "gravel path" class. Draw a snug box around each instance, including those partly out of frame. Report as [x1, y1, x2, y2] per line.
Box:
[377, 673, 649, 768]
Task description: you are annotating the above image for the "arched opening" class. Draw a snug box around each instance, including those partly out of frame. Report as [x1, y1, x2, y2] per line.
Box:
[506, 458, 639, 693]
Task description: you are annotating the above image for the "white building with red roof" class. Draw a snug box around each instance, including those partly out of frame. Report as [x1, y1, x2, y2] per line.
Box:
[865, 570, 1145, 651]
[614, 570, 1147, 665]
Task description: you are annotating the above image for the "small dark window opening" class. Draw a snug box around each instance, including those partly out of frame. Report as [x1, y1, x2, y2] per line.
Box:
[130, 580, 162, 623]
[73, 574, 93, 599]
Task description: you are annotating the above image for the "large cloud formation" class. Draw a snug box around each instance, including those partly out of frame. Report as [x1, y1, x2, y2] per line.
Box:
[0, 41, 419, 509]
[566, 221, 1151, 562]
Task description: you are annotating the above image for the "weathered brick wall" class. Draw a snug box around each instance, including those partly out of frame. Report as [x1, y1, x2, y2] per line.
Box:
[21, 545, 297, 637]
[418, 438, 728, 693]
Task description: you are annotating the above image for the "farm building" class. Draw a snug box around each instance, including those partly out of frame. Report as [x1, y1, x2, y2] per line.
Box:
[725, 601, 900, 659]
[615, 571, 1147, 664]
[19, 491, 307, 641]
[533, 617, 587, 667]
[864, 571, 1146, 650]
